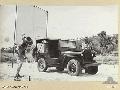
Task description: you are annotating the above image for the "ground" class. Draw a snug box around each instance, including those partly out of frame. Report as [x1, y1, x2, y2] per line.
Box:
[0, 62, 118, 81]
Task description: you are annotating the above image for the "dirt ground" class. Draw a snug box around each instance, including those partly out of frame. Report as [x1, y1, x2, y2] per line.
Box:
[0, 62, 118, 81]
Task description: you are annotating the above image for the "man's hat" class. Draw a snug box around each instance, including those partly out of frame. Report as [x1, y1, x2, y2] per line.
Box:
[26, 37, 33, 45]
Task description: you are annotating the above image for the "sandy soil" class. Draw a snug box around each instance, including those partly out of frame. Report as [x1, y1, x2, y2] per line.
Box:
[0, 62, 118, 81]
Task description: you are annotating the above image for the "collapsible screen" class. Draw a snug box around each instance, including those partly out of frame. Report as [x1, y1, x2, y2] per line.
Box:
[15, 5, 47, 45]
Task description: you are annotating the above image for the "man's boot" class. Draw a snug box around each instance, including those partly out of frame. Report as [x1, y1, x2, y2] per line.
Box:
[14, 73, 24, 81]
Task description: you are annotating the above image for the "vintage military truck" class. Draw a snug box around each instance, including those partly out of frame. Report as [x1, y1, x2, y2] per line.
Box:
[33, 39, 100, 76]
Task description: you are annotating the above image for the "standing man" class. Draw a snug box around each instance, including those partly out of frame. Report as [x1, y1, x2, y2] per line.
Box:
[14, 35, 33, 81]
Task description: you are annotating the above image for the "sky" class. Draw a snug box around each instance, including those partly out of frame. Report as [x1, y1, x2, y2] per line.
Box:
[0, 5, 16, 48]
[0, 5, 118, 48]
[40, 6, 118, 39]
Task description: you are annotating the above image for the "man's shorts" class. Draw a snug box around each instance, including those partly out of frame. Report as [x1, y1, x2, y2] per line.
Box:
[18, 55, 26, 62]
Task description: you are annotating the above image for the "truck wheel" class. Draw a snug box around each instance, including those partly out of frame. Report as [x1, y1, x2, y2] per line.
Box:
[56, 67, 64, 71]
[86, 66, 98, 75]
[37, 58, 48, 72]
[67, 59, 82, 76]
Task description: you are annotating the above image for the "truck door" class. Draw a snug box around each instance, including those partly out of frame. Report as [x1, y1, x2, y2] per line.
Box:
[48, 40, 60, 58]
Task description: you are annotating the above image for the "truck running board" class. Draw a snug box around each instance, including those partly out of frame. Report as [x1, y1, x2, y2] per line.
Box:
[84, 63, 101, 68]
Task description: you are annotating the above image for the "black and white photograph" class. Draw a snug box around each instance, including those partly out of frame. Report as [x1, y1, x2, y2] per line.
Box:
[0, 5, 118, 81]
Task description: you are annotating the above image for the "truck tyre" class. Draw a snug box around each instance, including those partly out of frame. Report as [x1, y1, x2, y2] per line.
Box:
[37, 58, 48, 72]
[67, 59, 82, 76]
[56, 67, 64, 72]
[86, 66, 98, 75]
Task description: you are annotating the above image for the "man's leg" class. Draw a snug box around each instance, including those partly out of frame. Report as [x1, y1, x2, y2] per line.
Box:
[15, 56, 24, 78]
[16, 61, 23, 77]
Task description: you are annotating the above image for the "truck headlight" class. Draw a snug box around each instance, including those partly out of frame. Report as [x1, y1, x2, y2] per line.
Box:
[81, 53, 83, 56]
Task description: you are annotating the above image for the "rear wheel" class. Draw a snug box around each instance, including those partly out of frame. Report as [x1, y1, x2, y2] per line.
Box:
[37, 58, 48, 72]
[67, 59, 82, 76]
[86, 66, 98, 75]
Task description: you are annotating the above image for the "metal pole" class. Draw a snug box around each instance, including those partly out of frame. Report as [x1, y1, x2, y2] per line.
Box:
[46, 11, 48, 39]
[12, 5, 17, 68]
